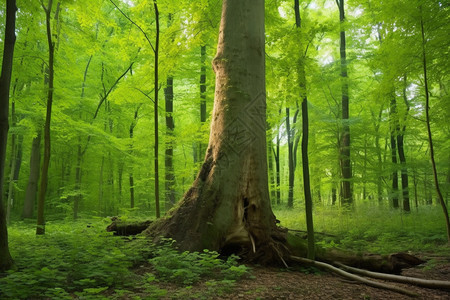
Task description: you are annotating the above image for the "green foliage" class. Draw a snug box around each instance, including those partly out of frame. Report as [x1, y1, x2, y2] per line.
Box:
[0, 220, 133, 299]
[276, 205, 450, 255]
[149, 239, 249, 285]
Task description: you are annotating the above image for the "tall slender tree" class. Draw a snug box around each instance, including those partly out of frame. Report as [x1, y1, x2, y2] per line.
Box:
[419, 6, 450, 243]
[0, 0, 17, 271]
[294, 0, 315, 260]
[336, 0, 352, 205]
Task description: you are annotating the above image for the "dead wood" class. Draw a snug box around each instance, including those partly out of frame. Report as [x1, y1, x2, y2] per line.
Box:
[334, 261, 450, 290]
[287, 232, 424, 273]
[290, 255, 419, 297]
[106, 219, 152, 236]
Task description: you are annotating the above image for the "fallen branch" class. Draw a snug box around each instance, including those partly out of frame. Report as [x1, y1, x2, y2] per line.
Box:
[290, 255, 418, 297]
[334, 261, 450, 290]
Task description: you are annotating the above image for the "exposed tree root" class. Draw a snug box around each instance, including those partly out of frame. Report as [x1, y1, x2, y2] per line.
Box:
[334, 261, 450, 290]
[290, 256, 419, 297]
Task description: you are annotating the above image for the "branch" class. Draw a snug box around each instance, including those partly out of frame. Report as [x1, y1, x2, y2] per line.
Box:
[290, 256, 418, 297]
[334, 262, 450, 290]
[109, 0, 155, 53]
[94, 62, 134, 119]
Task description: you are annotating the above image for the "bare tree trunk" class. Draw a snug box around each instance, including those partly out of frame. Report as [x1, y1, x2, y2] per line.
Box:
[36, 0, 57, 235]
[389, 96, 399, 208]
[420, 7, 450, 243]
[153, 0, 160, 218]
[164, 76, 175, 210]
[336, 0, 352, 206]
[275, 125, 281, 205]
[148, 0, 288, 264]
[0, 0, 16, 271]
[398, 74, 410, 211]
[23, 133, 41, 219]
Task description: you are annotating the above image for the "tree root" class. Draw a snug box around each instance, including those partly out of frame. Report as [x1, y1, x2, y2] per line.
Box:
[333, 261, 450, 290]
[290, 256, 419, 297]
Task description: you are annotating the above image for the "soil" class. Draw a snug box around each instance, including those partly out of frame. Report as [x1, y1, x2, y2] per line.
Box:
[138, 253, 450, 300]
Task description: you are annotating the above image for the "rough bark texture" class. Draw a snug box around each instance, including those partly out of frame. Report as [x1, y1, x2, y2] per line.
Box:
[0, 0, 16, 271]
[147, 0, 288, 264]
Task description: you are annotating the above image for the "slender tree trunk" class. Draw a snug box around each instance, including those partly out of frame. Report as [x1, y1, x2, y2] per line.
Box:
[336, 0, 352, 206]
[398, 75, 410, 211]
[286, 108, 294, 208]
[389, 96, 399, 208]
[153, 0, 160, 218]
[268, 137, 276, 203]
[420, 7, 450, 243]
[36, 0, 56, 235]
[0, 0, 16, 271]
[164, 76, 175, 211]
[294, 0, 314, 259]
[275, 128, 281, 205]
[22, 133, 41, 219]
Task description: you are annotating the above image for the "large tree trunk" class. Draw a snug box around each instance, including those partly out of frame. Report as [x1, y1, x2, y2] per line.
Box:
[147, 0, 287, 264]
[0, 0, 17, 271]
[22, 133, 41, 219]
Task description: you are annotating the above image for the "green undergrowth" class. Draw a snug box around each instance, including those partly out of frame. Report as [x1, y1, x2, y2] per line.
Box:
[0, 219, 249, 299]
[274, 204, 450, 255]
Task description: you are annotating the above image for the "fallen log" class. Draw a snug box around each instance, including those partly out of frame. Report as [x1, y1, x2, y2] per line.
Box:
[106, 219, 152, 236]
[290, 255, 419, 297]
[286, 232, 424, 273]
[334, 261, 450, 290]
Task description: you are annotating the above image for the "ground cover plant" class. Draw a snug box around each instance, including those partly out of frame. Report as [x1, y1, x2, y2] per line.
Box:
[0, 206, 448, 299]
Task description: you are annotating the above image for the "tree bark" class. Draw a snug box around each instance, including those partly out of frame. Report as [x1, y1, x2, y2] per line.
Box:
[294, 0, 314, 260]
[336, 0, 352, 206]
[0, 0, 17, 271]
[36, 0, 56, 235]
[389, 96, 399, 208]
[398, 74, 410, 211]
[153, 0, 160, 218]
[164, 76, 175, 210]
[420, 7, 450, 243]
[286, 107, 294, 208]
[147, 0, 288, 264]
[22, 133, 41, 219]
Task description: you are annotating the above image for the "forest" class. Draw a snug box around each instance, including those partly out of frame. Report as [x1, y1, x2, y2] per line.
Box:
[0, 0, 449, 299]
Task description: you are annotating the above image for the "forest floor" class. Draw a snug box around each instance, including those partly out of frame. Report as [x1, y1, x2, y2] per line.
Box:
[133, 253, 450, 299]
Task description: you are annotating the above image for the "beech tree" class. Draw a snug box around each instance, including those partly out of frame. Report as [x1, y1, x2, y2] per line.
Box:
[148, 0, 288, 262]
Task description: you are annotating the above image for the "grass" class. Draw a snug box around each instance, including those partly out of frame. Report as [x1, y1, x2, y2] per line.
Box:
[0, 204, 448, 299]
[274, 204, 450, 255]
[0, 218, 249, 299]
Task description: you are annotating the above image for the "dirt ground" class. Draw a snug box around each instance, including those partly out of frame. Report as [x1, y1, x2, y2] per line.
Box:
[149, 254, 450, 300]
